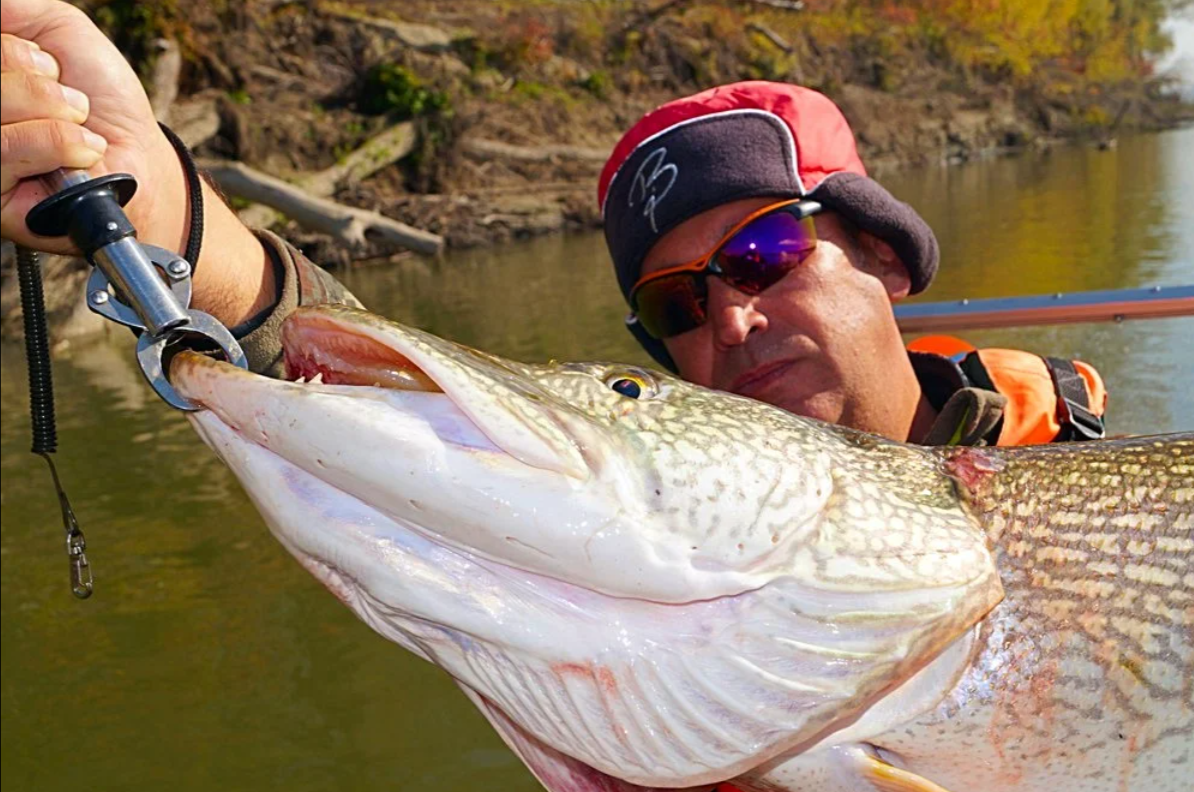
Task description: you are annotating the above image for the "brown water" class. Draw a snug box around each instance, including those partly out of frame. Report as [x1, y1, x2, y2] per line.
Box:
[2, 128, 1192, 791]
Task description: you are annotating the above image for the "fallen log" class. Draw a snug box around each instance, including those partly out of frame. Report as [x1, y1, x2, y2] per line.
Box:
[320, 5, 457, 52]
[199, 158, 444, 255]
[237, 121, 418, 230]
[461, 138, 608, 164]
[745, 0, 806, 10]
[248, 64, 309, 90]
[747, 21, 793, 53]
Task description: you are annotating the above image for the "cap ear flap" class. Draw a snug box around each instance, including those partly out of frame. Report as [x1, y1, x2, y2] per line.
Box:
[811, 172, 939, 294]
[625, 315, 679, 373]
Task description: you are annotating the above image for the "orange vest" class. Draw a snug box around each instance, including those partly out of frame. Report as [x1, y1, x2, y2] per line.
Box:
[907, 335, 1107, 446]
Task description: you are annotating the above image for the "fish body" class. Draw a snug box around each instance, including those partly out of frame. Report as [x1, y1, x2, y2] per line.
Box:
[172, 306, 1193, 792]
[756, 439, 1193, 791]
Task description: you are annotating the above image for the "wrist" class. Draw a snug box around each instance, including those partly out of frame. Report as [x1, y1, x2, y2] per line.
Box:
[134, 132, 191, 256]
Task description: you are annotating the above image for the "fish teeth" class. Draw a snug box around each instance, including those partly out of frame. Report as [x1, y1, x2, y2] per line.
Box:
[310, 372, 325, 385]
[293, 376, 307, 385]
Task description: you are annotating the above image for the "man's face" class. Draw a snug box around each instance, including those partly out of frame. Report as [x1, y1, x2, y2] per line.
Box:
[639, 198, 911, 432]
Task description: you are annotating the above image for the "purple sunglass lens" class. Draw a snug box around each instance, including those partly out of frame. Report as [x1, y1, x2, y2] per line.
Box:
[716, 212, 816, 293]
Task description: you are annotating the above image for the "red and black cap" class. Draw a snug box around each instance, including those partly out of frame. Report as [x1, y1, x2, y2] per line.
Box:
[598, 81, 938, 369]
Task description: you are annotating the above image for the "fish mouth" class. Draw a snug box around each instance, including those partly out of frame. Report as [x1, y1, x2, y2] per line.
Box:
[277, 305, 592, 479]
[280, 310, 446, 393]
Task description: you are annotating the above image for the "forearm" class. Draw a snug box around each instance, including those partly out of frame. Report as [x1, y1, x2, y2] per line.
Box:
[188, 178, 280, 330]
[134, 146, 278, 331]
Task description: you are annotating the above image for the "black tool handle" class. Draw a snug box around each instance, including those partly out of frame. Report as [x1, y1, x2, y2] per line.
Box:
[26, 169, 138, 256]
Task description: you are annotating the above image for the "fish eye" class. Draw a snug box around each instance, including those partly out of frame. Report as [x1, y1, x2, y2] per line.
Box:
[604, 371, 655, 400]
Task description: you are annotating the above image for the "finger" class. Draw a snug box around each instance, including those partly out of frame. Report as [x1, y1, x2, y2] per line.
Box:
[1, 68, 90, 128]
[0, 118, 107, 194]
[0, 32, 58, 77]
[0, 70, 89, 127]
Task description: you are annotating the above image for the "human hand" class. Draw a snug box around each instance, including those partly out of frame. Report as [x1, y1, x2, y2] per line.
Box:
[1, 0, 187, 255]
[1, 0, 278, 330]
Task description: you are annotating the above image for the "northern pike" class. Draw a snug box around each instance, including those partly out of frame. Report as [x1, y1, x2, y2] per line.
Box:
[172, 305, 1193, 792]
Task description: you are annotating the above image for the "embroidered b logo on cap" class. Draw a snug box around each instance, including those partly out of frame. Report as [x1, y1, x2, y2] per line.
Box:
[627, 147, 677, 233]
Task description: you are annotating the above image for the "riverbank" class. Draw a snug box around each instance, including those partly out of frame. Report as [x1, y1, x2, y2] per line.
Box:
[3, 0, 1191, 339]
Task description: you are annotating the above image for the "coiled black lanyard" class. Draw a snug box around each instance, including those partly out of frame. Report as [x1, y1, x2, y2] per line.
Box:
[16, 123, 207, 599]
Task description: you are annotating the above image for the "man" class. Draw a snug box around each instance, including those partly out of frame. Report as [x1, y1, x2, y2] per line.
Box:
[594, 81, 1106, 792]
[1, 0, 1104, 451]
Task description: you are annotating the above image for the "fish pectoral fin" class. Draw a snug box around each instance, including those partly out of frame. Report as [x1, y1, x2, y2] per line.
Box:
[859, 753, 954, 792]
[750, 744, 957, 792]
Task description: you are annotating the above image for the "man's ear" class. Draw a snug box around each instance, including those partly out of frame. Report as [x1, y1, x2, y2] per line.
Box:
[857, 231, 911, 301]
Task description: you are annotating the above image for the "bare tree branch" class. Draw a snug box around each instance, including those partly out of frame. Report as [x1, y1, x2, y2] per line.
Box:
[300, 122, 418, 195]
[744, 0, 805, 11]
[320, 6, 458, 52]
[747, 21, 793, 53]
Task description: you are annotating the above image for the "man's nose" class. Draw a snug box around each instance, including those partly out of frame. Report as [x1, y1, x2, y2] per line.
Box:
[707, 279, 767, 348]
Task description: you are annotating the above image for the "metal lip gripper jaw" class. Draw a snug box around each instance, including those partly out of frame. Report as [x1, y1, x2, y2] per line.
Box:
[26, 169, 247, 410]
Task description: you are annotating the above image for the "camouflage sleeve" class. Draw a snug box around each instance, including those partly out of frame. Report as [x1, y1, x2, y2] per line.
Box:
[232, 229, 364, 378]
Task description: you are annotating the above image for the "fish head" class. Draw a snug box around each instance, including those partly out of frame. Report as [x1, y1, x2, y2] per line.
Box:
[173, 305, 1002, 788]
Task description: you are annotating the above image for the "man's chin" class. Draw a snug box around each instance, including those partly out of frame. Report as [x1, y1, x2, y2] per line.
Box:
[780, 395, 843, 424]
[748, 385, 842, 425]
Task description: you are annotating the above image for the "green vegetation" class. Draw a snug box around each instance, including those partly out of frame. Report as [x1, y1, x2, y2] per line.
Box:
[360, 63, 452, 118]
[355, 62, 456, 192]
[578, 69, 612, 99]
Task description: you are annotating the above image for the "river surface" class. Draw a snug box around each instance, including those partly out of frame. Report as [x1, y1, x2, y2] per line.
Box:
[2, 127, 1192, 791]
